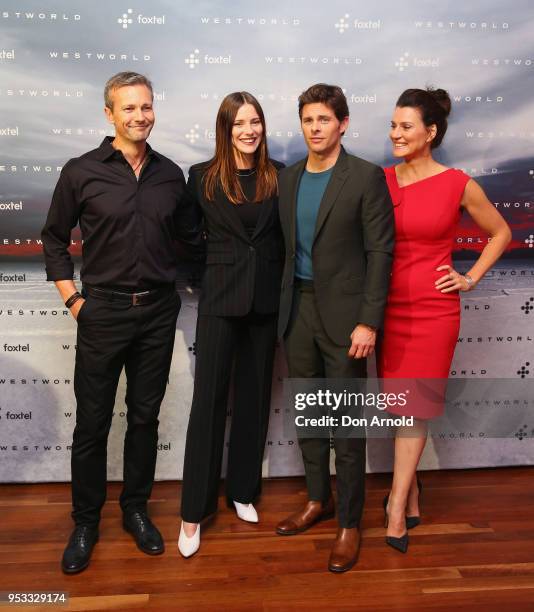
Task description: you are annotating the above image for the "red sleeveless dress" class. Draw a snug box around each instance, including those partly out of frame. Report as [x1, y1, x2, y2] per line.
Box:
[377, 166, 471, 418]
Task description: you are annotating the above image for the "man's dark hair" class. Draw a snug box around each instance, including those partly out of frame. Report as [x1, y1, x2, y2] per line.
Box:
[298, 83, 349, 122]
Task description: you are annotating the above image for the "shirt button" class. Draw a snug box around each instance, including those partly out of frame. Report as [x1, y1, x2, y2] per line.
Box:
[249, 246, 255, 252]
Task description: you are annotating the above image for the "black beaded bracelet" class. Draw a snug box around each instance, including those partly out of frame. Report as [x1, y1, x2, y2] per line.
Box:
[65, 292, 82, 309]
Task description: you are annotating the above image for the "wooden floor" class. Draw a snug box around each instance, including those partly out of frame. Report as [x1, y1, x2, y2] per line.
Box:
[1, 468, 534, 611]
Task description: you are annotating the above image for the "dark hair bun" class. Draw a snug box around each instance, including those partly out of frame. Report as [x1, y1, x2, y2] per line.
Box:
[396, 87, 451, 148]
[426, 87, 451, 117]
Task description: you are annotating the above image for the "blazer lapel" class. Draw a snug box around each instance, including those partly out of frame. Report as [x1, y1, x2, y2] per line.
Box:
[286, 159, 307, 252]
[214, 188, 252, 243]
[251, 197, 273, 241]
[313, 148, 349, 243]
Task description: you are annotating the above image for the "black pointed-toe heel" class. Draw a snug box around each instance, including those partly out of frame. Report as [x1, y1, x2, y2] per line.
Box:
[384, 492, 420, 530]
[382, 493, 391, 529]
[386, 532, 409, 553]
[383, 500, 409, 553]
[405, 515, 420, 529]
[406, 478, 423, 529]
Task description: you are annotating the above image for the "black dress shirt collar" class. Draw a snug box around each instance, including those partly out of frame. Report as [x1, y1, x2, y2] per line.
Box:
[95, 136, 160, 163]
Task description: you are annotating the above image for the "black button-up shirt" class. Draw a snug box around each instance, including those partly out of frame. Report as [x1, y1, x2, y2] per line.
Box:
[41, 137, 201, 289]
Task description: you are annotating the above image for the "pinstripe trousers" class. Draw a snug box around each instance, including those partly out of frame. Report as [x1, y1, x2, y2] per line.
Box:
[180, 311, 278, 523]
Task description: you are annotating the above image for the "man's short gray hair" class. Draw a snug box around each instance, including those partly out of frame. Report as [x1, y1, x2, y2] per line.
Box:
[104, 72, 153, 110]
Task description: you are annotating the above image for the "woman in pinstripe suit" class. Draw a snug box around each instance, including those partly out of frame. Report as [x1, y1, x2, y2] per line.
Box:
[178, 92, 284, 557]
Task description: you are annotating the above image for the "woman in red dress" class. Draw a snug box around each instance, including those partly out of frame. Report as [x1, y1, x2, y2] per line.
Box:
[378, 88, 511, 553]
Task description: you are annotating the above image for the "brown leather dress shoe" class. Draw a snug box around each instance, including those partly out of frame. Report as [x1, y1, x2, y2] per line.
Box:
[328, 527, 361, 573]
[276, 497, 335, 535]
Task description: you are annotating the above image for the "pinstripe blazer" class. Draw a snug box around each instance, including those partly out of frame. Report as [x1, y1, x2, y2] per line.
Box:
[185, 160, 285, 316]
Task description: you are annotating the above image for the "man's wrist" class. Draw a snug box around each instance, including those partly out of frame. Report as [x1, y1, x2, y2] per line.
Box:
[65, 292, 82, 309]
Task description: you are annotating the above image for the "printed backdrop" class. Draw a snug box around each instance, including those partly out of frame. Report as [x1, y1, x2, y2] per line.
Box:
[0, 0, 533, 482]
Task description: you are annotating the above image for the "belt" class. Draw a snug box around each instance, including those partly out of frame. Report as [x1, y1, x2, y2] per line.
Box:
[294, 278, 314, 292]
[83, 284, 174, 306]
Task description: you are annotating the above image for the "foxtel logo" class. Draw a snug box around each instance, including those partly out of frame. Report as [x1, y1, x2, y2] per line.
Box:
[118, 9, 166, 29]
[0, 127, 18, 136]
[0, 201, 23, 211]
[185, 49, 232, 69]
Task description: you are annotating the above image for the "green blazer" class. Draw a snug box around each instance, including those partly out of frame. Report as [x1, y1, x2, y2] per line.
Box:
[278, 147, 395, 346]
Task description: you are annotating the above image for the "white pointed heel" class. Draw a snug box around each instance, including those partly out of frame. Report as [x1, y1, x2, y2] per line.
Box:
[178, 522, 200, 558]
[233, 501, 259, 523]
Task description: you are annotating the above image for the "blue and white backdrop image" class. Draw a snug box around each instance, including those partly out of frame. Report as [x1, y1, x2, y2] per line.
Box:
[0, 0, 533, 481]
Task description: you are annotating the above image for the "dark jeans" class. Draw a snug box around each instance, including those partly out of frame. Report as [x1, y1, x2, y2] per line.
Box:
[284, 285, 367, 528]
[71, 287, 180, 527]
[181, 311, 278, 523]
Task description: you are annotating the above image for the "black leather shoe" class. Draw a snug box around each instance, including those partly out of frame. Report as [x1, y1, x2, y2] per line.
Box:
[123, 512, 164, 555]
[61, 525, 99, 574]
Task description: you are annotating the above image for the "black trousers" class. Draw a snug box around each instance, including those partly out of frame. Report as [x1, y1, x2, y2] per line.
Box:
[284, 286, 367, 529]
[181, 311, 278, 523]
[72, 287, 180, 527]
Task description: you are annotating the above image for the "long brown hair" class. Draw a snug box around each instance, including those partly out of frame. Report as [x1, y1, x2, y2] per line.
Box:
[203, 92, 278, 204]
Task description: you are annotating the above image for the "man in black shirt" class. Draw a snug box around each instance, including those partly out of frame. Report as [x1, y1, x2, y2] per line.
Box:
[42, 72, 201, 574]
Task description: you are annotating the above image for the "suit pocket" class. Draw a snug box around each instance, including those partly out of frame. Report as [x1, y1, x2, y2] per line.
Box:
[76, 297, 90, 324]
[206, 252, 235, 264]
